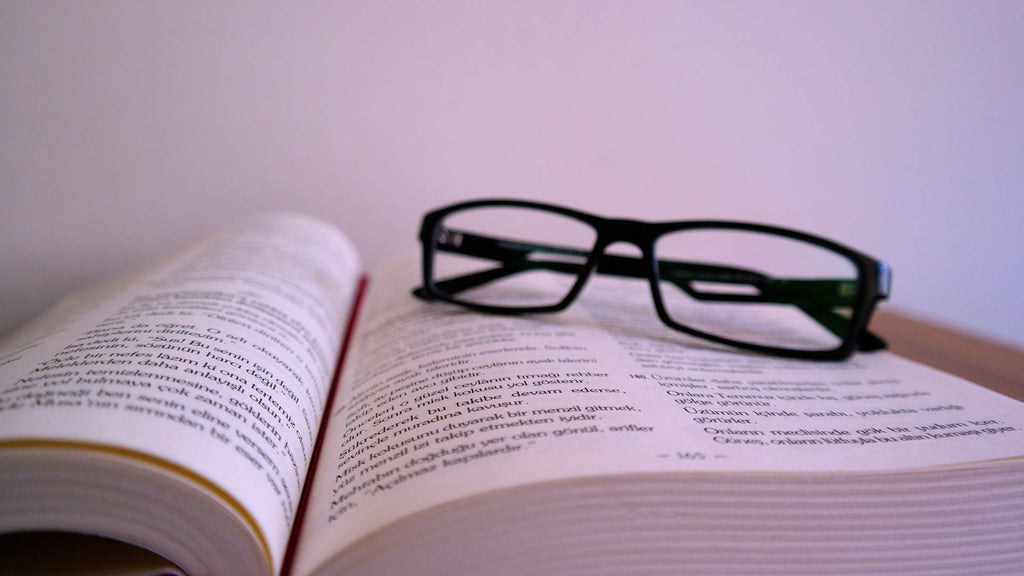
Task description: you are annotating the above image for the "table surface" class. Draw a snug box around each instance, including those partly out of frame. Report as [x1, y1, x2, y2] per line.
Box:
[871, 311, 1024, 402]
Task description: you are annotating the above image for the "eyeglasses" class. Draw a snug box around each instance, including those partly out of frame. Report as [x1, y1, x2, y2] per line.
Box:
[413, 199, 891, 361]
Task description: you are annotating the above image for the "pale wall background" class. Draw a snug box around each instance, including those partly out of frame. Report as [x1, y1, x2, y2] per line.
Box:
[2, 1, 1022, 348]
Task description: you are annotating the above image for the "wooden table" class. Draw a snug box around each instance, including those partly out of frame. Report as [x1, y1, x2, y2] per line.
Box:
[871, 311, 1024, 402]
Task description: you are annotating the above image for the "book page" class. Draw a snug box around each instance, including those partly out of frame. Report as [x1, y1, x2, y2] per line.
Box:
[293, 253, 1024, 575]
[0, 214, 361, 571]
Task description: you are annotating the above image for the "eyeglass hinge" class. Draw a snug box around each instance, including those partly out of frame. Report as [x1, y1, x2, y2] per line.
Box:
[877, 262, 892, 299]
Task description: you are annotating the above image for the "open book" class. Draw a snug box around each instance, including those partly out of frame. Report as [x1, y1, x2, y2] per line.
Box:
[2, 214, 1022, 576]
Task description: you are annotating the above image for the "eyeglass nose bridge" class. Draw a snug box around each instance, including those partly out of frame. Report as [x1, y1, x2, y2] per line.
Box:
[582, 219, 659, 285]
[595, 218, 653, 250]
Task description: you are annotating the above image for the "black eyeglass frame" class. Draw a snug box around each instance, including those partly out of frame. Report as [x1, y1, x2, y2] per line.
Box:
[415, 199, 891, 361]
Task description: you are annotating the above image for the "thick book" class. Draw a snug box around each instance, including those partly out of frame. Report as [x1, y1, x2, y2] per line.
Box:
[1, 214, 1022, 576]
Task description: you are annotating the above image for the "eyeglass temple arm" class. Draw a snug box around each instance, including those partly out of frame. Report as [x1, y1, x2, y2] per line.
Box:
[415, 229, 885, 350]
[412, 229, 645, 298]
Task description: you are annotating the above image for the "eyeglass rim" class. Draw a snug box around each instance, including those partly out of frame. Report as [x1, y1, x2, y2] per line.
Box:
[417, 198, 890, 361]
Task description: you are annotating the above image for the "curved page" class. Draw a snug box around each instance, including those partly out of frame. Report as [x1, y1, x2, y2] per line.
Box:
[0, 214, 361, 575]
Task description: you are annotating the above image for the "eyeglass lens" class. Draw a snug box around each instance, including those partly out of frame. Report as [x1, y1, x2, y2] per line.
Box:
[654, 228, 858, 352]
[431, 205, 597, 308]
